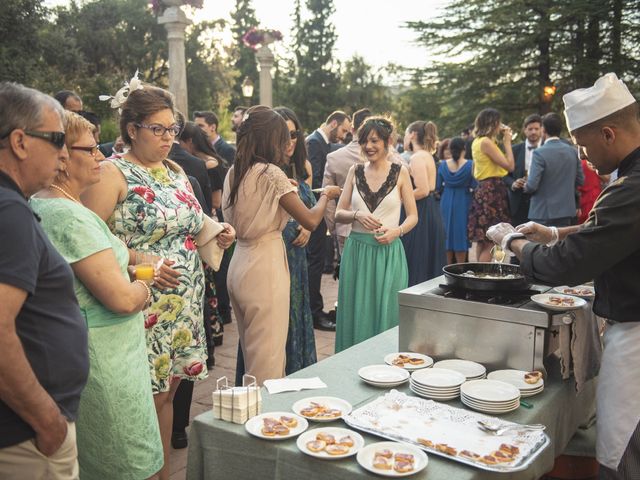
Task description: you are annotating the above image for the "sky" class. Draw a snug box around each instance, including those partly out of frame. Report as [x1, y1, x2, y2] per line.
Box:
[45, 0, 451, 73]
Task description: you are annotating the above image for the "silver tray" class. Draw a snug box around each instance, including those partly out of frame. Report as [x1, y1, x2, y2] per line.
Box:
[343, 390, 550, 473]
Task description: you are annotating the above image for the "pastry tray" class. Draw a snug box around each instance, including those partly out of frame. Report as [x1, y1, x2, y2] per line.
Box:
[343, 390, 550, 473]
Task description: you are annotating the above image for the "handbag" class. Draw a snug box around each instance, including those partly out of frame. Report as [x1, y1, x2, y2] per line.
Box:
[195, 215, 225, 271]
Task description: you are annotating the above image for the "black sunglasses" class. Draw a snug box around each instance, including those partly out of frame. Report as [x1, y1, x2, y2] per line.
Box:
[69, 145, 99, 157]
[23, 130, 66, 149]
[289, 130, 299, 140]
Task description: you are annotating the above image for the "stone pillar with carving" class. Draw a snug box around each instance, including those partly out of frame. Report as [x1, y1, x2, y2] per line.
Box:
[255, 44, 275, 107]
[158, 5, 191, 116]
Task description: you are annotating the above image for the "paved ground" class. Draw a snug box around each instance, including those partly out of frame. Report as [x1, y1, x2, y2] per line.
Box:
[168, 273, 339, 479]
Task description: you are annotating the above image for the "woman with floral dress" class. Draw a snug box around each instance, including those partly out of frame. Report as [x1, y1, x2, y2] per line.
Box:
[83, 82, 235, 480]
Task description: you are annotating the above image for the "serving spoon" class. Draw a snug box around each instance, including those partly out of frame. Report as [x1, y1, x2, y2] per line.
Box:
[477, 420, 546, 436]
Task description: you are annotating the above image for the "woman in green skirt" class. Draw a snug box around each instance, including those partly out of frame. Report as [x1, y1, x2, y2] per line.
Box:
[31, 112, 163, 479]
[334, 117, 418, 352]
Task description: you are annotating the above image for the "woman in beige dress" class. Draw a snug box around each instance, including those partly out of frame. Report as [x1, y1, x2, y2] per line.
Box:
[222, 106, 341, 385]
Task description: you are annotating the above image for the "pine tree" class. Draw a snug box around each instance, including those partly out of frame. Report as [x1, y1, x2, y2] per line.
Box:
[230, 0, 259, 108]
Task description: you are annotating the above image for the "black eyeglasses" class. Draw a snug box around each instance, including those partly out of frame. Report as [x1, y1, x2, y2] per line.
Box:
[135, 123, 181, 137]
[70, 145, 99, 157]
[23, 130, 66, 149]
[289, 130, 299, 140]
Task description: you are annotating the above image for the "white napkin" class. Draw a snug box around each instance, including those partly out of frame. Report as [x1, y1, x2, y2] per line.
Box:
[263, 377, 327, 394]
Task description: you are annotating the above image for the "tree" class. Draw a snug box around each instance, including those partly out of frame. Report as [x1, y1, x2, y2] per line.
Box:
[289, 0, 340, 128]
[338, 55, 392, 117]
[229, 0, 259, 107]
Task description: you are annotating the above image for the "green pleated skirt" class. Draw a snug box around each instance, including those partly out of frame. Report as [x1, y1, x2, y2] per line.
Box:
[335, 232, 408, 353]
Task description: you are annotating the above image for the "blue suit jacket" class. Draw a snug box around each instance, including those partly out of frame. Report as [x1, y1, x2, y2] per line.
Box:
[524, 139, 584, 221]
[214, 136, 236, 165]
[306, 130, 331, 190]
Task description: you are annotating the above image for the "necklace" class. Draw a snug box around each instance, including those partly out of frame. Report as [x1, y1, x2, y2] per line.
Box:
[49, 184, 81, 204]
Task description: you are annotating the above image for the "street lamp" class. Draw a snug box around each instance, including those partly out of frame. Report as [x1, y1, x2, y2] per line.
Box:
[241, 76, 254, 103]
[543, 84, 556, 102]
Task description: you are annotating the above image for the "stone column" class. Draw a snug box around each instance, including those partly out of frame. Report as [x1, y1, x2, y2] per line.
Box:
[159, 6, 191, 116]
[255, 44, 275, 107]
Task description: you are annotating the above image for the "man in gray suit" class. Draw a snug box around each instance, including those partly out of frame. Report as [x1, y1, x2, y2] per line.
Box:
[524, 113, 584, 227]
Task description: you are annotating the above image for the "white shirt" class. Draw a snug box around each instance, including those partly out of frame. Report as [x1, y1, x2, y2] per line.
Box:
[524, 139, 541, 172]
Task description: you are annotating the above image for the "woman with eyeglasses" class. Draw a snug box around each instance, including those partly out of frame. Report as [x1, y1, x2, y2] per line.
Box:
[82, 84, 235, 480]
[31, 112, 163, 479]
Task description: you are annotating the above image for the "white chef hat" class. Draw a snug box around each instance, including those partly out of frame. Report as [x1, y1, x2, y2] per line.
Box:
[563, 73, 637, 132]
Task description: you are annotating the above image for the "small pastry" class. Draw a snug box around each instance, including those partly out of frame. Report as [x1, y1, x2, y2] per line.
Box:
[417, 438, 434, 448]
[393, 460, 414, 473]
[300, 407, 319, 417]
[394, 453, 414, 464]
[480, 454, 499, 465]
[338, 435, 354, 447]
[261, 426, 276, 437]
[325, 444, 350, 455]
[306, 440, 327, 452]
[373, 455, 392, 470]
[499, 444, 520, 456]
[375, 449, 393, 458]
[459, 450, 481, 461]
[280, 416, 298, 428]
[392, 358, 406, 366]
[436, 444, 457, 456]
[409, 357, 425, 365]
[524, 371, 543, 384]
[272, 424, 290, 436]
[493, 450, 514, 463]
[262, 417, 279, 427]
[316, 432, 336, 445]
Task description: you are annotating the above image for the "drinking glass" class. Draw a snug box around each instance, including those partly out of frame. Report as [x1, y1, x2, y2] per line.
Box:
[135, 252, 156, 284]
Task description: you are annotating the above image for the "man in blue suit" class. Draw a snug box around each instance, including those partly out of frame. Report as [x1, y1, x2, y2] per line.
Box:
[524, 113, 584, 227]
[504, 114, 542, 226]
[305, 111, 350, 331]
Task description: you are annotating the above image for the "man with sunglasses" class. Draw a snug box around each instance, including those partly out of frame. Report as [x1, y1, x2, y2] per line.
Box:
[0, 82, 89, 479]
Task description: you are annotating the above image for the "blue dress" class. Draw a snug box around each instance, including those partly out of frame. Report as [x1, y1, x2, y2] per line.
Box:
[436, 160, 477, 252]
[400, 178, 447, 286]
[282, 180, 317, 374]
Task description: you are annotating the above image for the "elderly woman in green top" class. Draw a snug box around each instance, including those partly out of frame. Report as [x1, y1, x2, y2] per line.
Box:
[31, 112, 163, 480]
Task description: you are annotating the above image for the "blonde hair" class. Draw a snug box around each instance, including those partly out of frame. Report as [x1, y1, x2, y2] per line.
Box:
[64, 110, 95, 147]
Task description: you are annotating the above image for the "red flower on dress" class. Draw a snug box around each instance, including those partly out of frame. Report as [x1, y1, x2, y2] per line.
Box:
[144, 313, 158, 329]
[132, 186, 156, 203]
[184, 235, 197, 251]
[175, 190, 200, 210]
[183, 361, 204, 376]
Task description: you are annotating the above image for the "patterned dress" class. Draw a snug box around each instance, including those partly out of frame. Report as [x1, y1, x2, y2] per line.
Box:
[108, 156, 207, 393]
[282, 177, 317, 374]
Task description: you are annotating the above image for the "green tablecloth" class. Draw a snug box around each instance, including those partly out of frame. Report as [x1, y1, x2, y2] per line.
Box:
[187, 327, 595, 479]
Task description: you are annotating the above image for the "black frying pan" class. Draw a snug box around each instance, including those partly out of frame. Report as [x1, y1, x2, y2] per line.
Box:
[443, 262, 531, 292]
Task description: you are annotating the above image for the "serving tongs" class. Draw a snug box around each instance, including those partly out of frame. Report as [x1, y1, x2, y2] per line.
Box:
[477, 420, 546, 436]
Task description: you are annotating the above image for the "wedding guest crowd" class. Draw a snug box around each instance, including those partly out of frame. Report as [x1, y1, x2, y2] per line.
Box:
[0, 70, 599, 479]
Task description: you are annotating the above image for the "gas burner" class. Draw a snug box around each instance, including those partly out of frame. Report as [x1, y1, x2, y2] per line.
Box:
[432, 285, 542, 308]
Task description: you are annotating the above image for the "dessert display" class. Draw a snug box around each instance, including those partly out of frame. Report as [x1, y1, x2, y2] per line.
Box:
[546, 296, 575, 307]
[372, 450, 415, 473]
[302, 430, 358, 456]
[560, 287, 594, 296]
[524, 371, 543, 385]
[261, 416, 293, 437]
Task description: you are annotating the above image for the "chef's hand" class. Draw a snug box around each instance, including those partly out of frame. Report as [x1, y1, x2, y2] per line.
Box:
[374, 226, 401, 245]
[486, 223, 516, 246]
[355, 211, 382, 231]
[216, 223, 236, 249]
[292, 226, 310, 247]
[516, 221, 553, 244]
[152, 258, 181, 290]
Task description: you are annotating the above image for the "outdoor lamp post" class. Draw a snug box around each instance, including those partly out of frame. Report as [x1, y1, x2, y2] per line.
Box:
[241, 77, 254, 104]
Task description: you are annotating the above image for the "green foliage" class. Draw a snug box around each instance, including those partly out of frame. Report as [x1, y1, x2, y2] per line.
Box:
[229, 0, 259, 107]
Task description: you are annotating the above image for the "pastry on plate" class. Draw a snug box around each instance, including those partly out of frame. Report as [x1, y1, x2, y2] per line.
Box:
[325, 444, 350, 455]
[306, 440, 327, 452]
[524, 371, 543, 384]
[316, 432, 336, 445]
[373, 455, 392, 470]
[279, 415, 298, 428]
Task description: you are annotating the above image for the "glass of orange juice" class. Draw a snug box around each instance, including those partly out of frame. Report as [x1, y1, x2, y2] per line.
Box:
[135, 252, 156, 284]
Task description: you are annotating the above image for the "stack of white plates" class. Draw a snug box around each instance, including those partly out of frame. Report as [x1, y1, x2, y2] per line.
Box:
[409, 368, 466, 401]
[358, 365, 410, 388]
[433, 359, 486, 380]
[460, 379, 521, 414]
[487, 369, 545, 398]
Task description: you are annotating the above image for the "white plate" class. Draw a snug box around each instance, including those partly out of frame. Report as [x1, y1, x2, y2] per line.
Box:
[433, 359, 486, 379]
[520, 388, 544, 398]
[359, 365, 410, 384]
[292, 396, 353, 422]
[460, 393, 520, 408]
[553, 285, 595, 298]
[461, 397, 520, 414]
[296, 427, 364, 459]
[411, 368, 466, 388]
[487, 369, 544, 390]
[409, 382, 460, 394]
[531, 293, 587, 311]
[410, 386, 459, 401]
[461, 379, 521, 403]
[356, 441, 428, 477]
[244, 412, 308, 440]
[384, 352, 434, 370]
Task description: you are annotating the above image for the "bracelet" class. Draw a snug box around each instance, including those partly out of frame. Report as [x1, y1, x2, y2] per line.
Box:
[546, 226, 559, 247]
[399, 225, 404, 237]
[353, 209, 359, 221]
[134, 279, 152, 306]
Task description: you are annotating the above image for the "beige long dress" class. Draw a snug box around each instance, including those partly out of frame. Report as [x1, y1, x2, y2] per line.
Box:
[222, 163, 296, 385]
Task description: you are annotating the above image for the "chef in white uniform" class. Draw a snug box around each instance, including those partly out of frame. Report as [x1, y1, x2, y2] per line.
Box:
[487, 73, 640, 479]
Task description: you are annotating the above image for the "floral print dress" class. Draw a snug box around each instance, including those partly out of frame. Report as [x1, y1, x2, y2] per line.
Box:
[108, 156, 207, 393]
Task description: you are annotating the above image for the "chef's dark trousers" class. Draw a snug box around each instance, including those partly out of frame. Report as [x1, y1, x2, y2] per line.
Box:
[172, 379, 194, 433]
[307, 218, 327, 317]
[599, 419, 640, 480]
